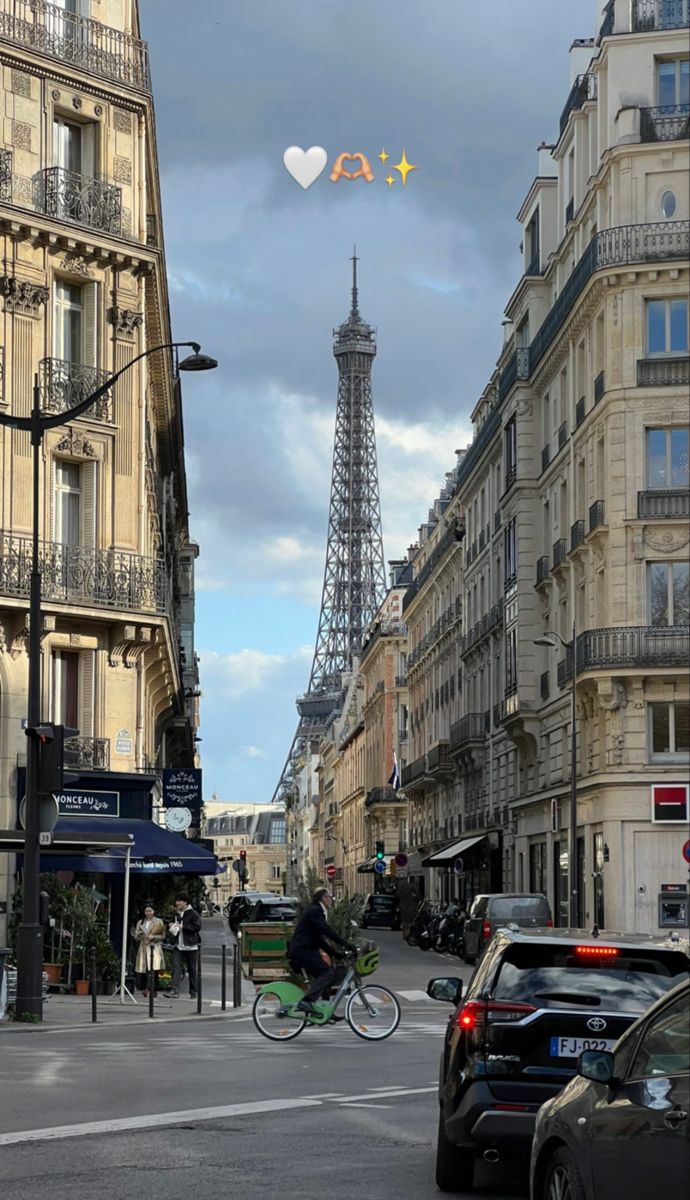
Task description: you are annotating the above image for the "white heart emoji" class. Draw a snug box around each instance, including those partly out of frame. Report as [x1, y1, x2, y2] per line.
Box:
[283, 145, 328, 189]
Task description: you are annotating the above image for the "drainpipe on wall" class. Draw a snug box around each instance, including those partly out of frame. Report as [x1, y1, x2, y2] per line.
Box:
[135, 656, 145, 770]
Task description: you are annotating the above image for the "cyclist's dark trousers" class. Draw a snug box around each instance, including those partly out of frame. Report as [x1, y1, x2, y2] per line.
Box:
[290, 952, 335, 1001]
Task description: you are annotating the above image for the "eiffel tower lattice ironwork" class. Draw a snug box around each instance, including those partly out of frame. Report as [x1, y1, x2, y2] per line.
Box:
[272, 251, 386, 802]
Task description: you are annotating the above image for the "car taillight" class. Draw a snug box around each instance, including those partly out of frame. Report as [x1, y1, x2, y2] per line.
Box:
[482, 920, 492, 940]
[456, 999, 535, 1031]
[456, 1000, 487, 1031]
[485, 1001, 536, 1022]
[575, 945, 620, 957]
[545, 919, 553, 927]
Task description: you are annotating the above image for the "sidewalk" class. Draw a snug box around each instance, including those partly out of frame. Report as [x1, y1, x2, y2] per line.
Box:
[0, 916, 257, 1032]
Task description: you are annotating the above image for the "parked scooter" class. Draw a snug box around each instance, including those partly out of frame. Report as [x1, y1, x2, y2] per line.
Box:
[433, 902, 466, 956]
[405, 901, 433, 948]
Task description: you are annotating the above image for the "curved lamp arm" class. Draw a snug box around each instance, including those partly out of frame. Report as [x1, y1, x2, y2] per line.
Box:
[0, 341, 200, 434]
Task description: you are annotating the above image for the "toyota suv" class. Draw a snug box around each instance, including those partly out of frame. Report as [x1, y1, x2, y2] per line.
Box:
[428, 927, 689, 1193]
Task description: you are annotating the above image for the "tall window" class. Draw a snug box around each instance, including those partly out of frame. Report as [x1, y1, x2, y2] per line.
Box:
[657, 58, 690, 106]
[526, 208, 540, 272]
[646, 298, 689, 356]
[52, 650, 79, 728]
[54, 461, 81, 546]
[648, 702, 690, 759]
[53, 282, 82, 364]
[648, 561, 690, 625]
[646, 427, 689, 489]
[505, 626, 518, 697]
[268, 818, 286, 844]
[529, 841, 547, 893]
[504, 518, 517, 586]
[504, 416, 517, 487]
[53, 113, 95, 178]
[270, 864, 282, 880]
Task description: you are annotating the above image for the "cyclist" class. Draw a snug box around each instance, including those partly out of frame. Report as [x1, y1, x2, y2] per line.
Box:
[288, 887, 356, 1015]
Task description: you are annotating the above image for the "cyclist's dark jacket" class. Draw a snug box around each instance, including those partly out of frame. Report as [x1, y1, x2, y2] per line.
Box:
[289, 902, 350, 962]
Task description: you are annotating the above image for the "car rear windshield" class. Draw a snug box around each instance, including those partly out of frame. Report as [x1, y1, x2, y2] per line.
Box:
[369, 897, 395, 907]
[489, 897, 550, 921]
[492, 944, 689, 1012]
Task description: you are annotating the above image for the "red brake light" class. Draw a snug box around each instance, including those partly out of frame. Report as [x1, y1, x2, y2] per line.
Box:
[545, 919, 553, 927]
[456, 999, 536, 1030]
[482, 919, 492, 940]
[574, 945, 620, 957]
[456, 1000, 486, 1030]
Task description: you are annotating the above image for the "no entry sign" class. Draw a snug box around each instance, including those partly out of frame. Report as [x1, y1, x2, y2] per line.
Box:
[325, 863, 337, 879]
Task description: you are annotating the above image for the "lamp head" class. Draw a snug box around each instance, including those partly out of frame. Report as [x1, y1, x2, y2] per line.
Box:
[178, 348, 218, 372]
[534, 635, 558, 648]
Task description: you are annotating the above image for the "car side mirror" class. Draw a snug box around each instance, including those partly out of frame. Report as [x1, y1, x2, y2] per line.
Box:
[427, 977, 463, 1005]
[578, 1049, 616, 1085]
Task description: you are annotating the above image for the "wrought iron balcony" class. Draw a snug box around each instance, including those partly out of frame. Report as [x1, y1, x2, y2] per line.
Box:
[558, 421, 568, 450]
[505, 465, 517, 493]
[536, 555, 550, 586]
[637, 356, 690, 387]
[494, 509, 502, 533]
[0, 147, 11, 203]
[64, 735, 110, 771]
[541, 443, 551, 473]
[401, 755, 425, 786]
[576, 396, 586, 427]
[33, 167, 122, 236]
[493, 701, 505, 727]
[560, 73, 598, 136]
[450, 713, 486, 750]
[0, 533, 167, 614]
[570, 520, 585, 552]
[565, 197, 575, 224]
[577, 626, 690, 671]
[589, 500, 605, 532]
[641, 104, 690, 142]
[426, 742, 453, 775]
[594, 370, 605, 402]
[146, 214, 158, 247]
[552, 539, 567, 570]
[0, 0, 151, 91]
[479, 529, 486, 551]
[638, 489, 690, 519]
[540, 671, 550, 701]
[633, 0, 690, 31]
[395, 675, 407, 687]
[39, 358, 113, 422]
[558, 654, 574, 688]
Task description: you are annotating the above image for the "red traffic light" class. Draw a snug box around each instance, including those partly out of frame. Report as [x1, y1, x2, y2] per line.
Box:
[239, 849, 247, 860]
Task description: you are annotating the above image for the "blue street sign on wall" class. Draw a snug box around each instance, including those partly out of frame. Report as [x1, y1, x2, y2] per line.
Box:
[162, 768, 202, 811]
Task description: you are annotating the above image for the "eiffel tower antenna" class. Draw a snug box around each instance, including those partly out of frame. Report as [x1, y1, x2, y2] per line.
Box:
[272, 253, 386, 803]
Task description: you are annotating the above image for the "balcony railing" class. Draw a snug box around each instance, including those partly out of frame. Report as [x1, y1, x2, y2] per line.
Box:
[552, 538, 567, 570]
[536, 555, 550, 585]
[65, 735, 110, 771]
[540, 671, 550, 701]
[594, 370, 605, 402]
[395, 675, 407, 687]
[560, 73, 598, 136]
[450, 713, 486, 749]
[589, 500, 605, 532]
[570, 520, 585, 552]
[541, 443, 551, 473]
[0, 0, 151, 91]
[146, 214, 159, 247]
[638, 489, 690, 519]
[577, 626, 690, 671]
[0, 147, 11, 203]
[632, 0, 690, 32]
[637, 356, 690, 387]
[641, 104, 690, 142]
[558, 654, 574, 688]
[39, 358, 113, 422]
[558, 421, 568, 450]
[494, 510, 502, 533]
[576, 396, 586, 427]
[33, 167, 122, 236]
[0, 533, 167, 613]
[565, 197, 575, 224]
[401, 755, 425, 787]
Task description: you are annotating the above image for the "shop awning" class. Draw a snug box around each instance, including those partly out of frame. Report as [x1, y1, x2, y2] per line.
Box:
[19, 817, 224, 875]
[422, 835, 486, 867]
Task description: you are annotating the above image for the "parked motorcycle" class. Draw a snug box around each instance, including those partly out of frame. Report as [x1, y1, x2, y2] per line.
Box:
[433, 902, 466, 956]
[405, 901, 433, 948]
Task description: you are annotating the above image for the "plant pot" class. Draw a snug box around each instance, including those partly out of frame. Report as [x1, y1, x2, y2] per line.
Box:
[42, 963, 63, 985]
[74, 979, 91, 996]
[100, 980, 117, 995]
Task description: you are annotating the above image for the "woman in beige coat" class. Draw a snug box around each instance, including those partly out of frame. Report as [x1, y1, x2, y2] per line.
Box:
[133, 903, 166, 995]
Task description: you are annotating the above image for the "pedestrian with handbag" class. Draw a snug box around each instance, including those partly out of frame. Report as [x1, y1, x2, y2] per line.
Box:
[133, 902, 166, 997]
[163, 893, 201, 999]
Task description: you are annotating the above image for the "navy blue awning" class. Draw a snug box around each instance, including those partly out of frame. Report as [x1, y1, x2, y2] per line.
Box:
[36, 817, 224, 876]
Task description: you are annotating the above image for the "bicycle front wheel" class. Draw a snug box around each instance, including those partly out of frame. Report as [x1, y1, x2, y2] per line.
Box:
[252, 991, 306, 1041]
[346, 985, 401, 1041]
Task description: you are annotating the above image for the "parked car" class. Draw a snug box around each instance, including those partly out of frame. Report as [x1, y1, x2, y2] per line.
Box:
[361, 894, 401, 930]
[225, 892, 264, 932]
[244, 896, 298, 924]
[461, 893, 553, 963]
[428, 927, 689, 1193]
[531, 976, 690, 1200]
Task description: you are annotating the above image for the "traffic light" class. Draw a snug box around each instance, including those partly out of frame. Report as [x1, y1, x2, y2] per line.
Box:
[31, 724, 80, 795]
[239, 849, 247, 862]
[375, 841, 385, 860]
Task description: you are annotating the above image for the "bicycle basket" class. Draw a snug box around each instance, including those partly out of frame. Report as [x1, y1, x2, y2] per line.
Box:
[355, 941, 379, 976]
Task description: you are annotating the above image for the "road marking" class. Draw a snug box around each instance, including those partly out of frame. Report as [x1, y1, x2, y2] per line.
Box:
[306, 1092, 344, 1099]
[332, 1086, 437, 1104]
[0, 1098, 321, 1147]
[339, 1102, 393, 1109]
[397, 989, 432, 1002]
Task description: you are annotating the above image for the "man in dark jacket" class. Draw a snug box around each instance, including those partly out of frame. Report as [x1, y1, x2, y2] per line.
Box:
[164, 893, 202, 998]
[289, 888, 355, 1014]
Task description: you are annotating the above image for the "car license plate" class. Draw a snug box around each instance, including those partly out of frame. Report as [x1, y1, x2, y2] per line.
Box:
[550, 1036, 616, 1057]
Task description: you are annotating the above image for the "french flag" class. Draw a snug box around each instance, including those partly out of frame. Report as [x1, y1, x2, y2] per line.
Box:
[388, 751, 401, 792]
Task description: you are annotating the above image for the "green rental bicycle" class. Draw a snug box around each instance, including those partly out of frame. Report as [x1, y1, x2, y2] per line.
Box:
[252, 942, 401, 1042]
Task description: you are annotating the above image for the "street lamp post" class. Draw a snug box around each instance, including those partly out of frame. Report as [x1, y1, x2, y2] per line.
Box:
[0, 342, 217, 1019]
[535, 624, 579, 928]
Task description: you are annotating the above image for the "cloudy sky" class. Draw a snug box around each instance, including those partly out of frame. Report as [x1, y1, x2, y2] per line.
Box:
[141, 0, 597, 803]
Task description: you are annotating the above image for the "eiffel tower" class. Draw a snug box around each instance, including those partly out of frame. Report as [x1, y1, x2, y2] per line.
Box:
[273, 251, 386, 802]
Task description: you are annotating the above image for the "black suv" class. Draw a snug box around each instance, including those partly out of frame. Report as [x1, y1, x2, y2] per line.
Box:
[245, 896, 298, 923]
[461, 893, 552, 964]
[361, 894, 401, 930]
[428, 927, 689, 1193]
[225, 892, 263, 932]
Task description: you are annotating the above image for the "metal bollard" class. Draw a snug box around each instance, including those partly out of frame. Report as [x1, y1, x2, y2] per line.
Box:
[148, 945, 155, 1019]
[90, 950, 98, 1023]
[196, 946, 202, 1015]
[221, 944, 227, 1011]
[232, 941, 242, 1008]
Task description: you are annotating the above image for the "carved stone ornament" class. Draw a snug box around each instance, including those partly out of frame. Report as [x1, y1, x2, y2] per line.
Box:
[0, 275, 49, 315]
[10, 623, 29, 660]
[52, 90, 61, 101]
[644, 529, 690, 554]
[55, 429, 97, 459]
[597, 680, 627, 711]
[0, 622, 6, 654]
[517, 399, 533, 417]
[61, 254, 92, 279]
[72, 96, 82, 110]
[69, 633, 82, 646]
[109, 306, 143, 338]
[94, 105, 103, 117]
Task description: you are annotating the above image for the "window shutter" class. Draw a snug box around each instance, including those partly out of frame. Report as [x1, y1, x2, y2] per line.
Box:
[81, 122, 96, 179]
[50, 456, 57, 542]
[80, 460, 96, 547]
[78, 650, 95, 738]
[82, 282, 98, 367]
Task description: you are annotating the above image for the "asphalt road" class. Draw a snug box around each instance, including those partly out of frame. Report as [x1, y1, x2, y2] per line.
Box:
[1, 929, 528, 1200]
